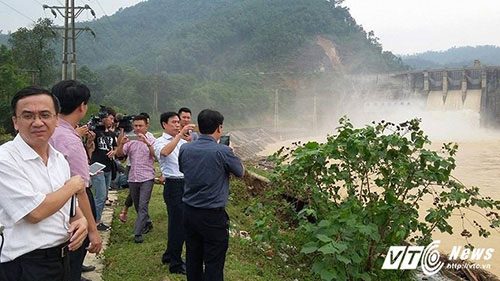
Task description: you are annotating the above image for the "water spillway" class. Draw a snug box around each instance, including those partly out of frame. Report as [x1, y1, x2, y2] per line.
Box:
[426, 89, 482, 112]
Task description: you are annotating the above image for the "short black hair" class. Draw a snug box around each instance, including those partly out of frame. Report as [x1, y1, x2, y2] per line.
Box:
[11, 86, 60, 116]
[133, 114, 148, 124]
[51, 80, 91, 115]
[160, 112, 178, 129]
[139, 112, 150, 119]
[103, 106, 116, 117]
[197, 109, 223, 134]
[178, 107, 192, 115]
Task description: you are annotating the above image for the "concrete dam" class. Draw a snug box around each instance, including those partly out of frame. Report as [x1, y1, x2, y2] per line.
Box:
[358, 62, 500, 128]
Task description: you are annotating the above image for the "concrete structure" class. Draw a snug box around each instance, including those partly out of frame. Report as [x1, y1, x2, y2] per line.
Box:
[386, 63, 500, 127]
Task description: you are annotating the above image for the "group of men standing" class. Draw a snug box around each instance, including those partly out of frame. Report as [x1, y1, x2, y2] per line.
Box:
[0, 80, 244, 281]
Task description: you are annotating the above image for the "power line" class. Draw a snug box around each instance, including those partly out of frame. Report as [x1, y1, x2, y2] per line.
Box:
[91, 0, 108, 15]
[44, 0, 96, 79]
[87, 0, 143, 59]
[0, 0, 37, 24]
[30, 0, 44, 6]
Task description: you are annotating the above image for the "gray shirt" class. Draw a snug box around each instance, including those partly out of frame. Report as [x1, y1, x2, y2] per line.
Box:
[179, 135, 244, 209]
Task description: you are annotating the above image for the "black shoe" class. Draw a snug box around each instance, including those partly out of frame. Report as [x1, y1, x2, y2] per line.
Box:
[97, 223, 110, 231]
[169, 266, 186, 275]
[142, 221, 153, 234]
[81, 264, 95, 272]
[161, 253, 171, 265]
[134, 235, 144, 243]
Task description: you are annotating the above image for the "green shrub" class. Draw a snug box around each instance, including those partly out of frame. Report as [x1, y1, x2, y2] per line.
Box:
[253, 118, 500, 281]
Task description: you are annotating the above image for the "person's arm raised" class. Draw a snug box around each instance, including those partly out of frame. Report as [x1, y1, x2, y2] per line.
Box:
[160, 124, 195, 156]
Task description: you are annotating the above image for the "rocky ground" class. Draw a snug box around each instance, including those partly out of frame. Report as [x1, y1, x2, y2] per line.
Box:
[81, 191, 117, 281]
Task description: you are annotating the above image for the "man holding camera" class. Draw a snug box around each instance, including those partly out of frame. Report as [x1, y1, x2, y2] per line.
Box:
[87, 107, 117, 231]
[49, 80, 103, 281]
[179, 109, 244, 281]
[116, 115, 156, 243]
[154, 112, 195, 274]
[178, 107, 199, 142]
[0, 86, 88, 281]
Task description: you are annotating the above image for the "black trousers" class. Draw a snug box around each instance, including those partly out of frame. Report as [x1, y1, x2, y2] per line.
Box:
[68, 187, 96, 281]
[183, 204, 229, 281]
[162, 178, 186, 271]
[0, 243, 70, 281]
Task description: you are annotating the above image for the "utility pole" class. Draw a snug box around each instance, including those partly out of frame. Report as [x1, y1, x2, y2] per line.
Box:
[274, 89, 279, 134]
[154, 59, 160, 116]
[312, 93, 317, 133]
[43, 1, 95, 80]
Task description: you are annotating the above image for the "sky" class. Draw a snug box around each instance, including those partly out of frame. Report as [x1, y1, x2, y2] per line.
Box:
[0, 0, 142, 32]
[1, 0, 500, 55]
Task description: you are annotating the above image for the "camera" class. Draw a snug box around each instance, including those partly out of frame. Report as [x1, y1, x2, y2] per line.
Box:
[87, 105, 108, 132]
[117, 114, 134, 134]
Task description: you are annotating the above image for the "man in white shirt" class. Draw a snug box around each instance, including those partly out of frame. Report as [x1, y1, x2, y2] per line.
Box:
[154, 111, 195, 275]
[0, 86, 88, 281]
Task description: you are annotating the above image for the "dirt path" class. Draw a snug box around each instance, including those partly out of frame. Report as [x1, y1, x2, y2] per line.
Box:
[81, 190, 117, 281]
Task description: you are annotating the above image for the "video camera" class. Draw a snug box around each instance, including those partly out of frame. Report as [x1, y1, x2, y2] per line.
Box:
[87, 105, 109, 132]
[117, 114, 134, 134]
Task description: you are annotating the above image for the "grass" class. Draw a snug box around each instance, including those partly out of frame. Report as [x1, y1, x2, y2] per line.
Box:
[102, 179, 317, 281]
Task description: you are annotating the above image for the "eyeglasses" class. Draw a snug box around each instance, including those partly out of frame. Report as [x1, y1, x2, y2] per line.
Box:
[17, 111, 56, 122]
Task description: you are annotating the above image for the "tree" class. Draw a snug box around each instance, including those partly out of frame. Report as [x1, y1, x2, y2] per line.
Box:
[0, 44, 29, 137]
[9, 18, 57, 87]
[78, 65, 104, 103]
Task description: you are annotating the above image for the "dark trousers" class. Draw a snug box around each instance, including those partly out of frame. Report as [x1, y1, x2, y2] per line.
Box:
[129, 180, 154, 236]
[69, 187, 96, 281]
[124, 191, 133, 208]
[0, 243, 70, 281]
[162, 178, 185, 271]
[183, 205, 229, 281]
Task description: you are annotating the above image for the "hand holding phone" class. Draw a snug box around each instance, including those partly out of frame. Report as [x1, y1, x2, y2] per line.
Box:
[127, 134, 139, 141]
[220, 135, 230, 146]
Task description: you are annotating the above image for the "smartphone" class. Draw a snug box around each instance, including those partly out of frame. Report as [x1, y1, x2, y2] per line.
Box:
[220, 135, 230, 146]
[89, 162, 106, 176]
[127, 134, 139, 141]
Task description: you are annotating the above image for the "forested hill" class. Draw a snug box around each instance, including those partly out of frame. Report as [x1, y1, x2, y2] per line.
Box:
[76, 0, 404, 74]
[402, 45, 500, 69]
[0, 34, 8, 45]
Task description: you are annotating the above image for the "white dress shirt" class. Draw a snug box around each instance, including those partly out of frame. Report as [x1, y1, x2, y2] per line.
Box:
[154, 132, 186, 178]
[0, 135, 71, 262]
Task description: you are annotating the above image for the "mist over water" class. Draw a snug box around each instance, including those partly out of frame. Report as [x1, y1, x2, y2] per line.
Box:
[317, 86, 500, 143]
[265, 82, 500, 275]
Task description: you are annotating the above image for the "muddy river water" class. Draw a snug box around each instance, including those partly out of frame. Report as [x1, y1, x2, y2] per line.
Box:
[258, 132, 500, 276]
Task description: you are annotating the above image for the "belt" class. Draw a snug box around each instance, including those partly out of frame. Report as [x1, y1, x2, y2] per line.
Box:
[164, 178, 184, 182]
[21, 241, 69, 259]
[186, 204, 225, 212]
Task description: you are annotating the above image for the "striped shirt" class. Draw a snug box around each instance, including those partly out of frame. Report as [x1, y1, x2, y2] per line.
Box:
[49, 118, 90, 187]
[122, 133, 156, 182]
[0, 135, 71, 262]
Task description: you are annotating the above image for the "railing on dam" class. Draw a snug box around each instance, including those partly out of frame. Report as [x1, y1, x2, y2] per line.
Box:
[387, 64, 500, 127]
[393, 64, 494, 93]
[346, 63, 500, 127]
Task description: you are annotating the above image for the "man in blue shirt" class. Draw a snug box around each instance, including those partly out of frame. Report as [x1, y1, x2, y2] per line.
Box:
[179, 109, 244, 281]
